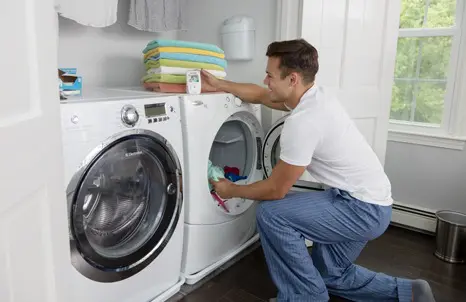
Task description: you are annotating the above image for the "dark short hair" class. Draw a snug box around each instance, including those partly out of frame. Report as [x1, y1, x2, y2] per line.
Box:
[266, 39, 319, 84]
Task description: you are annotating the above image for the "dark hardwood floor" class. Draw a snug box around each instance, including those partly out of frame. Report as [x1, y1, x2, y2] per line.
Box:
[171, 226, 466, 302]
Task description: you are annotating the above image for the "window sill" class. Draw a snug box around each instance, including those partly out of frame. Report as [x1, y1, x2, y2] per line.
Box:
[387, 129, 466, 150]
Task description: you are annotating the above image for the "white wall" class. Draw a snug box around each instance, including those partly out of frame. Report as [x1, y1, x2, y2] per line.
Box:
[177, 0, 277, 130]
[385, 142, 466, 213]
[178, 0, 276, 84]
[58, 0, 177, 87]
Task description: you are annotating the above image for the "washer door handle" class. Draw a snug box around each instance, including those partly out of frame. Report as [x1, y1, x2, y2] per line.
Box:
[192, 100, 204, 106]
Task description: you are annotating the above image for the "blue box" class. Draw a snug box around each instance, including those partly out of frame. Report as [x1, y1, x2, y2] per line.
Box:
[58, 68, 82, 96]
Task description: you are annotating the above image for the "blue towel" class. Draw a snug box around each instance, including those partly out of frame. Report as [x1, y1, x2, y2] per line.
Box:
[146, 53, 227, 69]
[225, 172, 247, 182]
[143, 39, 224, 54]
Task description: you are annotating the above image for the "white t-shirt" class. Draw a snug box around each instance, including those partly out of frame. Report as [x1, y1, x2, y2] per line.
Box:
[279, 85, 393, 206]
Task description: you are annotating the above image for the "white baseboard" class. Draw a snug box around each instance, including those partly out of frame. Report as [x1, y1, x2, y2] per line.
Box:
[391, 201, 437, 234]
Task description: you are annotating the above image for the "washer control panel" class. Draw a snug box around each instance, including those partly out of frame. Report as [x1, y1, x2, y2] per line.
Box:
[119, 102, 175, 127]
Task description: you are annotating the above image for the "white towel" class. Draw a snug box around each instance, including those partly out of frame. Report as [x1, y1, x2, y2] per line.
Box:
[56, 0, 118, 28]
[128, 0, 187, 32]
[147, 67, 226, 78]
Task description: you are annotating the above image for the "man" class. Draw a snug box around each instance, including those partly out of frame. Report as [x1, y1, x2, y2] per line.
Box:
[201, 39, 435, 302]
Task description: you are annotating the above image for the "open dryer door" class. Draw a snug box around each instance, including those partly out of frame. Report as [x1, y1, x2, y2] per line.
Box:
[262, 115, 325, 191]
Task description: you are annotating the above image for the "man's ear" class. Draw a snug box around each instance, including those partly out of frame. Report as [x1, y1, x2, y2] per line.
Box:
[289, 72, 299, 87]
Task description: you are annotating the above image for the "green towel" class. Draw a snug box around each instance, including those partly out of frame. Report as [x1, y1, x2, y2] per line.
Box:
[208, 160, 224, 191]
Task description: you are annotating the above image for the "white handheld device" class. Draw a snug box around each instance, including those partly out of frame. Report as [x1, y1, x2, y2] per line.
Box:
[186, 70, 202, 94]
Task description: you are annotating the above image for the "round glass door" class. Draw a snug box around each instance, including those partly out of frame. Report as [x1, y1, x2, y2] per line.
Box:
[68, 130, 182, 282]
[262, 116, 287, 178]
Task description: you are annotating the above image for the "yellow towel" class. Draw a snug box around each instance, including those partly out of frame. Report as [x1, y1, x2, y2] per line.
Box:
[144, 46, 225, 60]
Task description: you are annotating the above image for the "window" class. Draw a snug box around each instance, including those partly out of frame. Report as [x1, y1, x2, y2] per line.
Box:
[389, 0, 465, 143]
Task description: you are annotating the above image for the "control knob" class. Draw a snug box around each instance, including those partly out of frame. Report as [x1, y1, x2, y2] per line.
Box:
[121, 105, 139, 127]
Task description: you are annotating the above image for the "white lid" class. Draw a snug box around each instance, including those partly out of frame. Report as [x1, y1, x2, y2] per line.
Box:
[220, 16, 255, 34]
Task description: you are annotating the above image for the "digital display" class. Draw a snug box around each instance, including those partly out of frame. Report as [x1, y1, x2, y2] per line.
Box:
[144, 103, 166, 117]
[188, 74, 200, 83]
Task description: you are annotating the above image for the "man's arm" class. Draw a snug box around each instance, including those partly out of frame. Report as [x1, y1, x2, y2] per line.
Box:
[233, 160, 306, 201]
[216, 80, 289, 111]
[200, 70, 289, 111]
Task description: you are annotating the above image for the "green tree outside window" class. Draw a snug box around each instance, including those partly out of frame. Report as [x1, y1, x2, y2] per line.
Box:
[391, 0, 457, 125]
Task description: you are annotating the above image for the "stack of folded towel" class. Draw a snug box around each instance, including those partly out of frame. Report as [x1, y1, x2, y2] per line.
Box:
[142, 39, 227, 93]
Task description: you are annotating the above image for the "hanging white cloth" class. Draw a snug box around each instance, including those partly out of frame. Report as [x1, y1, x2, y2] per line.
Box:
[56, 0, 119, 28]
[128, 0, 187, 32]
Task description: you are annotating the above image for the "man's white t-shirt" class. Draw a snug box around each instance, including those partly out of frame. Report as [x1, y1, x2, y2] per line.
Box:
[279, 85, 393, 206]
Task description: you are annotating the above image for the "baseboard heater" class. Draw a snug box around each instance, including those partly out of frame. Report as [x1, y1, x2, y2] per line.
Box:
[391, 203, 437, 235]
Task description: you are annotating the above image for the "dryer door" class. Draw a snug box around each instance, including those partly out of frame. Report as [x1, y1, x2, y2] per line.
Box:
[262, 115, 325, 190]
[67, 129, 182, 282]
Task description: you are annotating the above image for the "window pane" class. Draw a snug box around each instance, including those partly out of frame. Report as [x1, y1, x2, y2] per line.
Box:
[391, 35, 451, 124]
[394, 38, 420, 78]
[394, 36, 452, 78]
[414, 81, 446, 124]
[419, 36, 452, 79]
[400, 0, 456, 29]
[426, 0, 456, 28]
[400, 0, 425, 28]
[390, 81, 413, 121]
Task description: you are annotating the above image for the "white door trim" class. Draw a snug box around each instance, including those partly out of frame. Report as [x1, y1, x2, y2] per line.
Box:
[271, 0, 304, 126]
[275, 0, 303, 41]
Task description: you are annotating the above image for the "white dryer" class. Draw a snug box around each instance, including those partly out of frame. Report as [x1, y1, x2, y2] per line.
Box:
[60, 88, 184, 302]
[179, 93, 264, 284]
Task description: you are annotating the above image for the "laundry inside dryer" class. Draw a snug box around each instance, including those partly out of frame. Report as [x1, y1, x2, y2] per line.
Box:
[209, 119, 254, 183]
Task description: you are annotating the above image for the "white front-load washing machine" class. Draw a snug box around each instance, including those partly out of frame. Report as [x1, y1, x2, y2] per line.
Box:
[179, 93, 264, 284]
[60, 88, 184, 302]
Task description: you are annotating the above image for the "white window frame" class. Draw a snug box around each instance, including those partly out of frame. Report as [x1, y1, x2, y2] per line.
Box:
[388, 0, 466, 150]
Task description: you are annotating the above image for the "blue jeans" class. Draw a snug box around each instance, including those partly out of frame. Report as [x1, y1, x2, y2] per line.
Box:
[256, 188, 412, 302]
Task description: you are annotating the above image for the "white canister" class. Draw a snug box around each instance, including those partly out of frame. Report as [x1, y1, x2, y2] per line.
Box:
[220, 16, 255, 61]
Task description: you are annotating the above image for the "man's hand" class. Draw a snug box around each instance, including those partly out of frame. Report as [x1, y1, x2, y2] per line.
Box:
[201, 69, 221, 90]
[210, 178, 236, 199]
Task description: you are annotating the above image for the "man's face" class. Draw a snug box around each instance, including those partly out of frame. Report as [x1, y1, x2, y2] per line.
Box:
[263, 57, 292, 102]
